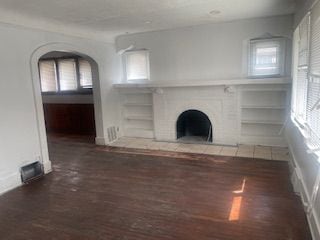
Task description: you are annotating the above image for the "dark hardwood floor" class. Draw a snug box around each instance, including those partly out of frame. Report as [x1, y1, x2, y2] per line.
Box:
[0, 135, 311, 239]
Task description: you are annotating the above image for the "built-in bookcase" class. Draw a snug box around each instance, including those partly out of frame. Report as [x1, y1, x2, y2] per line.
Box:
[121, 90, 154, 138]
[240, 84, 290, 146]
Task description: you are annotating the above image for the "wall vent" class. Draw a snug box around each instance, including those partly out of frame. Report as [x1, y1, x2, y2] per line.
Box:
[20, 161, 44, 183]
[107, 126, 117, 142]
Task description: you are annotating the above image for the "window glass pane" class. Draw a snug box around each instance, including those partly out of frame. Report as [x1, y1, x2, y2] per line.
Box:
[58, 59, 77, 91]
[39, 60, 57, 92]
[249, 39, 284, 77]
[125, 51, 149, 81]
[79, 59, 92, 88]
[254, 47, 279, 75]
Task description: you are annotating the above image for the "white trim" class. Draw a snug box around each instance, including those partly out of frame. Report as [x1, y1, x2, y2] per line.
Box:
[30, 42, 107, 175]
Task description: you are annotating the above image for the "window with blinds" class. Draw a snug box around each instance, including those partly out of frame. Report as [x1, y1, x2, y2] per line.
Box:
[39, 60, 57, 92]
[124, 50, 149, 81]
[58, 59, 77, 91]
[79, 59, 93, 88]
[248, 38, 285, 77]
[292, 6, 320, 153]
[39, 57, 93, 93]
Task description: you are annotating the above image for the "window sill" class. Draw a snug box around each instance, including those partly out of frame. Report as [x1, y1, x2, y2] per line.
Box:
[42, 90, 93, 95]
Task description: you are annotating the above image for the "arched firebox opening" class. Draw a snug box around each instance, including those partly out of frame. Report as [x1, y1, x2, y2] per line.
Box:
[176, 110, 212, 143]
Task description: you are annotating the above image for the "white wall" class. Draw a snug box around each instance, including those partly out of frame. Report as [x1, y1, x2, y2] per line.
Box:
[0, 22, 121, 194]
[116, 15, 293, 83]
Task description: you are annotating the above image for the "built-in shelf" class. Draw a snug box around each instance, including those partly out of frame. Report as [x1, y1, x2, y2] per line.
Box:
[240, 84, 289, 146]
[121, 90, 154, 139]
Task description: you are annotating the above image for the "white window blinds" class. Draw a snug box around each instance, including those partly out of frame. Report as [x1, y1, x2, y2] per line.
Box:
[39, 60, 57, 92]
[292, 6, 320, 152]
[125, 50, 149, 81]
[79, 59, 93, 88]
[249, 39, 285, 77]
[292, 14, 310, 123]
[58, 59, 77, 91]
[308, 2, 320, 149]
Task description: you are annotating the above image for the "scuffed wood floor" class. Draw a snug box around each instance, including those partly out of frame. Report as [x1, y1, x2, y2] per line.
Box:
[0, 134, 311, 239]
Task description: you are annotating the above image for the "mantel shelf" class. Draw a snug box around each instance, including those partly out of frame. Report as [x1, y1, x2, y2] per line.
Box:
[114, 77, 291, 89]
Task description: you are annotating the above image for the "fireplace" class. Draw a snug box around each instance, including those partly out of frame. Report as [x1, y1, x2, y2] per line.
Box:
[176, 110, 212, 143]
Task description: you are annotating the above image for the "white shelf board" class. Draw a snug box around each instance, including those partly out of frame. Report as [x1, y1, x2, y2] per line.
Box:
[241, 89, 288, 92]
[125, 115, 153, 121]
[125, 126, 154, 131]
[124, 103, 152, 107]
[241, 120, 284, 125]
[241, 105, 287, 109]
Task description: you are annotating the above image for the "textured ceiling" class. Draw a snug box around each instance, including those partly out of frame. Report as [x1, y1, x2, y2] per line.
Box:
[0, 0, 296, 41]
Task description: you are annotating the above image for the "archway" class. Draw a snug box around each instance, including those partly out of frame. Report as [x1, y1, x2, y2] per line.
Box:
[30, 43, 104, 173]
[176, 110, 212, 143]
[39, 51, 97, 138]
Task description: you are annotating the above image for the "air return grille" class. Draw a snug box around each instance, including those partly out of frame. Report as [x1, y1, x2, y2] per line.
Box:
[107, 126, 117, 142]
[20, 161, 44, 183]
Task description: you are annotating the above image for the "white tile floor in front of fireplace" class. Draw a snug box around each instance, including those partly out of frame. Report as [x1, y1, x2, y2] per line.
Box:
[109, 137, 290, 161]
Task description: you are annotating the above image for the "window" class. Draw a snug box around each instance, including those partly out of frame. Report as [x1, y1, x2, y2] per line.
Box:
[79, 59, 93, 88]
[58, 59, 77, 91]
[39, 57, 92, 93]
[292, 8, 320, 153]
[124, 50, 149, 81]
[248, 38, 285, 77]
[39, 60, 57, 92]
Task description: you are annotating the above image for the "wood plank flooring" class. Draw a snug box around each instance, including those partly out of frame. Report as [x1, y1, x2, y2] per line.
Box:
[0, 135, 311, 239]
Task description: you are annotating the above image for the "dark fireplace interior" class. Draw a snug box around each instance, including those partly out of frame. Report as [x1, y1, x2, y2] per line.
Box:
[176, 110, 212, 142]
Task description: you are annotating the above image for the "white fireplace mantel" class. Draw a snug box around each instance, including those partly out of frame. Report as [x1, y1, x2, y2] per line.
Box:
[113, 77, 291, 89]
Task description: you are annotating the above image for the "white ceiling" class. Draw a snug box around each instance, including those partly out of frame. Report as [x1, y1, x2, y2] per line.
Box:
[0, 0, 296, 41]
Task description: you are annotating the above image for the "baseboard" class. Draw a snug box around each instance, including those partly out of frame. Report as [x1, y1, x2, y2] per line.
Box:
[95, 137, 107, 145]
[0, 171, 21, 195]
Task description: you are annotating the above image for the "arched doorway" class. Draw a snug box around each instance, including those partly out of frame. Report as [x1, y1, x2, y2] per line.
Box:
[39, 51, 96, 138]
[176, 110, 212, 143]
[30, 43, 104, 173]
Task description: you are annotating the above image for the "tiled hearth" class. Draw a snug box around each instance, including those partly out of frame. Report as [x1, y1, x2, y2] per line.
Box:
[108, 137, 290, 161]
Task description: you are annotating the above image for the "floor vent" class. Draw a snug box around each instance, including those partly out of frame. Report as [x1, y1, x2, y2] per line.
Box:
[107, 126, 117, 142]
[20, 161, 44, 183]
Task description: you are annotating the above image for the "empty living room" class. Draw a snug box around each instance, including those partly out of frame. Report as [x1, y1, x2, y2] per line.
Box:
[0, 0, 319, 239]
